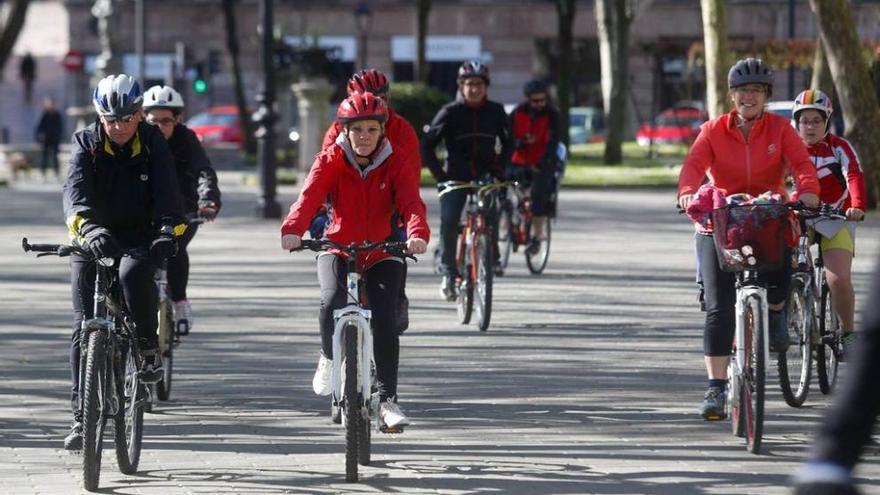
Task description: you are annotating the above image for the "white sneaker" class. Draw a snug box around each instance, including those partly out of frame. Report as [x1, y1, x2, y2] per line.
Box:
[172, 299, 193, 335]
[379, 398, 410, 429]
[312, 354, 332, 396]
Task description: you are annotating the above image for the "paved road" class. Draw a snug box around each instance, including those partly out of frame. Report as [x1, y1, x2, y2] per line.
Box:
[2, 179, 879, 494]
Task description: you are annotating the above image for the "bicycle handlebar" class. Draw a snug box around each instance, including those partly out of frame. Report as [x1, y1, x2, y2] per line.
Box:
[292, 239, 417, 262]
[22, 238, 88, 258]
[437, 180, 511, 198]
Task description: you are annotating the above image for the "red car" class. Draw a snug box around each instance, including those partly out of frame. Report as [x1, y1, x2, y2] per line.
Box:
[636, 105, 707, 146]
[186, 105, 244, 146]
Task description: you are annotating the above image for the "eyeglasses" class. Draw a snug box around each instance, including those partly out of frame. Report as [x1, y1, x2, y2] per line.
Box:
[530, 97, 547, 104]
[734, 86, 767, 96]
[148, 117, 177, 126]
[798, 118, 825, 128]
[102, 113, 136, 124]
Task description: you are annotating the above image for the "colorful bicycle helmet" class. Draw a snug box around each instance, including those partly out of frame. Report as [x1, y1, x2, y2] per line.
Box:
[93, 74, 143, 117]
[728, 58, 774, 96]
[336, 92, 389, 125]
[143, 85, 185, 113]
[793, 89, 833, 121]
[458, 60, 490, 85]
[347, 69, 390, 96]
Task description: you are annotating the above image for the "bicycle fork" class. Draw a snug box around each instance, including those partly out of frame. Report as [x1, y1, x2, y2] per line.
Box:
[331, 271, 374, 414]
[733, 287, 769, 381]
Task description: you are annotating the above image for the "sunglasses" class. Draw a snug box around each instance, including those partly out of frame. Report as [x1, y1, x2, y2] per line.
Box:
[102, 113, 136, 124]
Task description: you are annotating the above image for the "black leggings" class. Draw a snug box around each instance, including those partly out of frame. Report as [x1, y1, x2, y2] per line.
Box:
[317, 255, 404, 401]
[167, 223, 198, 301]
[696, 233, 791, 356]
[69, 253, 158, 417]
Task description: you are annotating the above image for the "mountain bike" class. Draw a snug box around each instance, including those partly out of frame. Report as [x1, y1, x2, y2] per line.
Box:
[22, 238, 148, 491]
[498, 178, 551, 274]
[293, 239, 415, 483]
[712, 202, 795, 454]
[439, 180, 505, 332]
[777, 204, 847, 406]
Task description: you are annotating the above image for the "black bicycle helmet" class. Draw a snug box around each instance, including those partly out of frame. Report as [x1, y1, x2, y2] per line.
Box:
[523, 79, 548, 96]
[458, 60, 490, 85]
[728, 57, 774, 96]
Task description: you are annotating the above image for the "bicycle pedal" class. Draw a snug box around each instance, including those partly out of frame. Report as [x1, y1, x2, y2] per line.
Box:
[379, 424, 404, 434]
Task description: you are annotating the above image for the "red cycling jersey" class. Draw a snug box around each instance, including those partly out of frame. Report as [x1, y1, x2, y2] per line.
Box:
[804, 133, 866, 211]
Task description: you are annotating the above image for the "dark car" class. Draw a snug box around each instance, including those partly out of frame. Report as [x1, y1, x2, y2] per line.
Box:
[636, 105, 708, 146]
[186, 105, 243, 146]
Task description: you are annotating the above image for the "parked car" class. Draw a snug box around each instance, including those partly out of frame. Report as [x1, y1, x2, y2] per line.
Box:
[186, 105, 244, 146]
[636, 104, 707, 146]
[765, 100, 794, 121]
[569, 107, 604, 144]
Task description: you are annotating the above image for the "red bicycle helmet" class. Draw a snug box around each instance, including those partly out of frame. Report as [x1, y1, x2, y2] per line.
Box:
[336, 92, 389, 125]
[347, 69, 390, 96]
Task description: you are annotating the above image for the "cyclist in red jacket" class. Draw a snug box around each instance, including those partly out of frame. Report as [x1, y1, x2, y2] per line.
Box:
[792, 89, 866, 359]
[507, 79, 560, 257]
[281, 92, 429, 430]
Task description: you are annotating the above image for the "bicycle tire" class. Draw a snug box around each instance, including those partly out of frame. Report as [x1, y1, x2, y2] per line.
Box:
[474, 231, 493, 332]
[82, 330, 108, 491]
[744, 299, 765, 454]
[816, 282, 840, 394]
[358, 407, 371, 466]
[155, 301, 174, 401]
[498, 201, 513, 271]
[343, 324, 359, 482]
[331, 399, 342, 424]
[729, 369, 745, 438]
[114, 344, 144, 474]
[525, 218, 551, 274]
[456, 230, 474, 325]
[778, 277, 812, 407]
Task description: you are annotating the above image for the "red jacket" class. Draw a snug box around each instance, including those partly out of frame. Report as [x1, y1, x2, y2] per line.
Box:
[322, 108, 421, 170]
[510, 103, 559, 168]
[805, 133, 866, 211]
[678, 110, 820, 200]
[281, 137, 430, 268]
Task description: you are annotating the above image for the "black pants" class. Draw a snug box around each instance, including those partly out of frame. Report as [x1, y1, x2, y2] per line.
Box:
[167, 223, 198, 302]
[438, 188, 499, 277]
[696, 233, 791, 356]
[317, 254, 404, 401]
[69, 253, 158, 417]
[40, 142, 59, 175]
[810, 252, 880, 470]
[505, 165, 553, 217]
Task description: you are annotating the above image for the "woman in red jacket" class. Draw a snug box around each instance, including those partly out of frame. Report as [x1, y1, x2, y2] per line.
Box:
[281, 92, 429, 430]
[677, 58, 820, 421]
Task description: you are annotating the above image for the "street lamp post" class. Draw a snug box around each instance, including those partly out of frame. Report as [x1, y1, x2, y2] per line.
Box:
[254, 0, 282, 218]
[355, 2, 372, 70]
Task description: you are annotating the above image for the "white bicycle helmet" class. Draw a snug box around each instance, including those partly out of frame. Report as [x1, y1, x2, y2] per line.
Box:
[93, 74, 143, 117]
[143, 85, 185, 112]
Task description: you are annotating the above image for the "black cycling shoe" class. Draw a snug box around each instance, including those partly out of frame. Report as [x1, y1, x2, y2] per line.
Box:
[769, 309, 790, 352]
[700, 386, 727, 421]
[138, 348, 164, 384]
[64, 421, 83, 451]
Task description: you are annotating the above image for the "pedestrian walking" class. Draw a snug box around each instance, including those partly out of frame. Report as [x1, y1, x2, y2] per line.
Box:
[35, 97, 63, 180]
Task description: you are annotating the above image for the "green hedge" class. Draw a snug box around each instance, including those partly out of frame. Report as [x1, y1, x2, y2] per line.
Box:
[389, 82, 450, 136]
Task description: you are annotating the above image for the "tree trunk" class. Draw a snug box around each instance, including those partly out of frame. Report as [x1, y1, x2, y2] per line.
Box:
[0, 0, 30, 75]
[556, 0, 575, 147]
[700, 0, 729, 119]
[597, 0, 632, 164]
[810, 37, 834, 94]
[223, 0, 256, 154]
[809, 0, 879, 208]
[415, 0, 430, 84]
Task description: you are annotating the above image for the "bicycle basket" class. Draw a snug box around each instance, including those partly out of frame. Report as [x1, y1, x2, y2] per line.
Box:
[711, 203, 789, 272]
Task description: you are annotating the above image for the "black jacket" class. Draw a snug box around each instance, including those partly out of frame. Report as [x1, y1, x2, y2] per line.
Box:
[63, 121, 183, 247]
[421, 98, 513, 182]
[36, 109, 63, 146]
[168, 124, 222, 214]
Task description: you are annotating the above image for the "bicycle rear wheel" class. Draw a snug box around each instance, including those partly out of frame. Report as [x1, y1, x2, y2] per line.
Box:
[743, 300, 765, 454]
[474, 231, 494, 332]
[816, 282, 840, 394]
[525, 219, 551, 274]
[155, 300, 174, 401]
[114, 344, 144, 474]
[82, 330, 109, 491]
[778, 277, 812, 407]
[343, 324, 360, 482]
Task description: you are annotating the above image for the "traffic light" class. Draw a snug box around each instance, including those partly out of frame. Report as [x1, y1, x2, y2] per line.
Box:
[193, 62, 208, 94]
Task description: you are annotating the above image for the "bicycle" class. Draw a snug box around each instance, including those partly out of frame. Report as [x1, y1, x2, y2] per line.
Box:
[498, 178, 552, 275]
[292, 239, 415, 483]
[22, 238, 147, 491]
[439, 180, 505, 332]
[712, 201, 795, 454]
[777, 204, 847, 406]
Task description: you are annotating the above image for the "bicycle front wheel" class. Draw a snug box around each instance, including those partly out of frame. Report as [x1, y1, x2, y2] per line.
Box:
[155, 300, 174, 401]
[525, 219, 551, 274]
[743, 299, 765, 454]
[498, 201, 513, 271]
[816, 282, 840, 394]
[82, 330, 109, 491]
[474, 231, 494, 332]
[778, 277, 812, 407]
[343, 324, 360, 483]
[114, 344, 144, 474]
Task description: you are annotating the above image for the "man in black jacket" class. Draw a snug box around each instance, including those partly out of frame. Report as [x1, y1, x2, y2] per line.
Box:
[421, 61, 513, 300]
[143, 84, 222, 336]
[62, 74, 183, 450]
[35, 96, 63, 180]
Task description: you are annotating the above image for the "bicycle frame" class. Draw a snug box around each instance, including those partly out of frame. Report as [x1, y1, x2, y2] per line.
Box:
[330, 257, 374, 412]
[732, 272, 770, 383]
